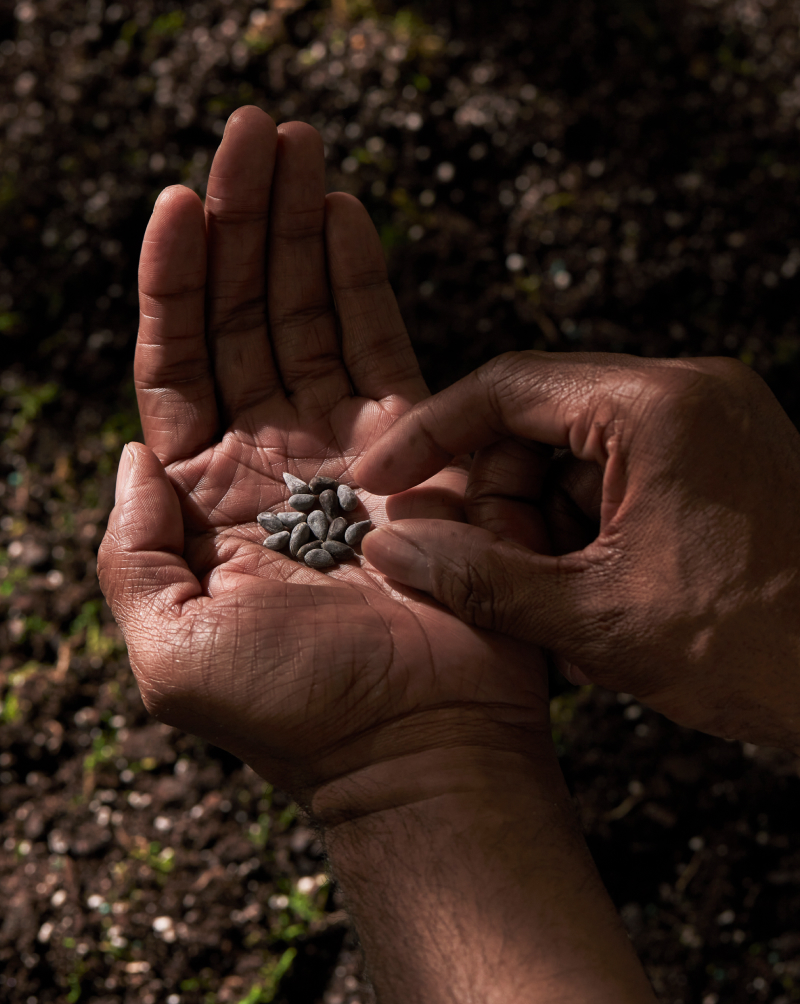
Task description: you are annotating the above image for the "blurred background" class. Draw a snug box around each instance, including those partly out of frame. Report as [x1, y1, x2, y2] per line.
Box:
[2, 1, 800, 1002]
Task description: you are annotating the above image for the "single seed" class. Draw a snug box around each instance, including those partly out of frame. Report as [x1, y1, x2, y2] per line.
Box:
[297, 540, 323, 561]
[305, 548, 335, 569]
[288, 493, 316, 513]
[264, 531, 290, 551]
[319, 489, 339, 520]
[308, 510, 329, 540]
[323, 540, 355, 561]
[277, 511, 307, 529]
[257, 512, 283, 533]
[290, 522, 312, 556]
[327, 517, 348, 542]
[283, 472, 311, 494]
[309, 475, 338, 494]
[337, 484, 358, 512]
[345, 520, 372, 546]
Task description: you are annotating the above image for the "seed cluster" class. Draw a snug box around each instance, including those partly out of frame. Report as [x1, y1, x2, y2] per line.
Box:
[258, 473, 372, 570]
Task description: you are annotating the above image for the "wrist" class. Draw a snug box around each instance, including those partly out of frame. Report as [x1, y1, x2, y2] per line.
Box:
[321, 741, 656, 1004]
[308, 708, 555, 827]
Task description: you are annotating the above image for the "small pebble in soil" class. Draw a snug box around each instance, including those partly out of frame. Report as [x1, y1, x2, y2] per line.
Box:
[283, 472, 311, 494]
[290, 522, 312, 556]
[277, 511, 307, 529]
[308, 510, 329, 540]
[319, 489, 339, 520]
[305, 548, 335, 569]
[323, 540, 355, 561]
[264, 531, 290, 551]
[289, 493, 317, 512]
[258, 512, 284, 533]
[309, 475, 339, 494]
[327, 517, 348, 542]
[297, 540, 323, 560]
[337, 484, 358, 511]
[345, 520, 372, 546]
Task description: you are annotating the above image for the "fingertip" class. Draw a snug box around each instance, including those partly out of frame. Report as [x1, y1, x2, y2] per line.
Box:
[108, 441, 185, 555]
[361, 525, 432, 592]
[356, 424, 454, 496]
[151, 185, 204, 224]
[325, 190, 369, 215]
[277, 119, 324, 151]
[146, 185, 204, 240]
[220, 104, 278, 151]
[225, 104, 276, 132]
[117, 441, 166, 494]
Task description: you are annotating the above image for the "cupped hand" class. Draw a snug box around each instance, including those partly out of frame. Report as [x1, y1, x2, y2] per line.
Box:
[357, 350, 800, 751]
[98, 109, 549, 815]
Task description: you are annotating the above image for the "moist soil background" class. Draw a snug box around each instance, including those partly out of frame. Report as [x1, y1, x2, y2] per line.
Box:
[2, 1, 800, 1002]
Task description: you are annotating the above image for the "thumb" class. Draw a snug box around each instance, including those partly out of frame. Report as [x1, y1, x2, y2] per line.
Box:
[99, 442, 201, 628]
[362, 520, 592, 652]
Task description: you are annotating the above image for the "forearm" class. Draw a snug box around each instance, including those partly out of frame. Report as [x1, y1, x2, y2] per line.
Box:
[317, 744, 656, 1004]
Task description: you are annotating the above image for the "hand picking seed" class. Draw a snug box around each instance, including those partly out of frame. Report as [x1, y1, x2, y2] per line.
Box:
[290, 522, 312, 556]
[323, 540, 355, 561]
[264, 531, 290, 551]
[289, 493, 316, 513]
[258, 511, 284, 533]
[327, 517, 347, 542]
[308, 510, 329, 540]
[319, 489, 339, 520]
[344, 520, 372, 546]
[309, 475, 339, 494]
[297, 540, 323, 560]
[305, 548, 335, 569]
[277, 511, 307, 529]
[337, 484, 358, 512]
[283, 472, 311, 494]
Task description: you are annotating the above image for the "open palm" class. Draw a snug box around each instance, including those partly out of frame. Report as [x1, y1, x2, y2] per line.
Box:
[99, 108, 547, 803]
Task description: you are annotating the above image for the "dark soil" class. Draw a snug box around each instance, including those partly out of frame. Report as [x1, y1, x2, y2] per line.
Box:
[2, 1, 800, 1002]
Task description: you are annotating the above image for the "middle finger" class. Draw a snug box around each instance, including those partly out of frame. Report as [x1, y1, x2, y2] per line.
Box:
[205, 106, 282, 423]
[267, 122, 352, 416]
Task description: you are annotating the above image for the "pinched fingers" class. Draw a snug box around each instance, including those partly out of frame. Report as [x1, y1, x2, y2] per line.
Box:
[362, 518, 603, 656]
[465, 439, 553, 553]
[354, 350, 675, 496]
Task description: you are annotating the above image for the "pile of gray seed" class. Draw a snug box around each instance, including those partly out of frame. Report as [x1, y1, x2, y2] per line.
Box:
[257, 473, 372, 571]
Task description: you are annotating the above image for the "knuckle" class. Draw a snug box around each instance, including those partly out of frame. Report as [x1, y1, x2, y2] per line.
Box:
[207, 292, 267, 337]
[477, 351, 525, 396]
[334, 267, 389, 293]
[432, 545, 509, 632]
[205, 205, 270, 228]
[270, 299, 331, 333]
[270, 206, 325, 243]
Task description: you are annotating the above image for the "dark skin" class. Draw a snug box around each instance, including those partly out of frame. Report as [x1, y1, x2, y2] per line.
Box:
[99, 107, 657, 1003]
[101, 107, 547, 799]
[357, 350, 800, 752]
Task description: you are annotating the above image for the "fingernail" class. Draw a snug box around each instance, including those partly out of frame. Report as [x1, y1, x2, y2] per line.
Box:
[562, 662, 592, 687]
[115, 444, 134, 504]
[362, 528, 431, 591]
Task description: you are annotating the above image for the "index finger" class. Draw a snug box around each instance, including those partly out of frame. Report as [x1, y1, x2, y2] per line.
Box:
[136, 185, 217, 464]
[354, 351, 658, 495]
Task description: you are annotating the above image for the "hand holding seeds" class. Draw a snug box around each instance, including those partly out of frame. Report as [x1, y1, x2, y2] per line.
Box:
[98, 107, 547, 817]
[99, 107, 664, 1004]
[358, 350, 800, 753]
